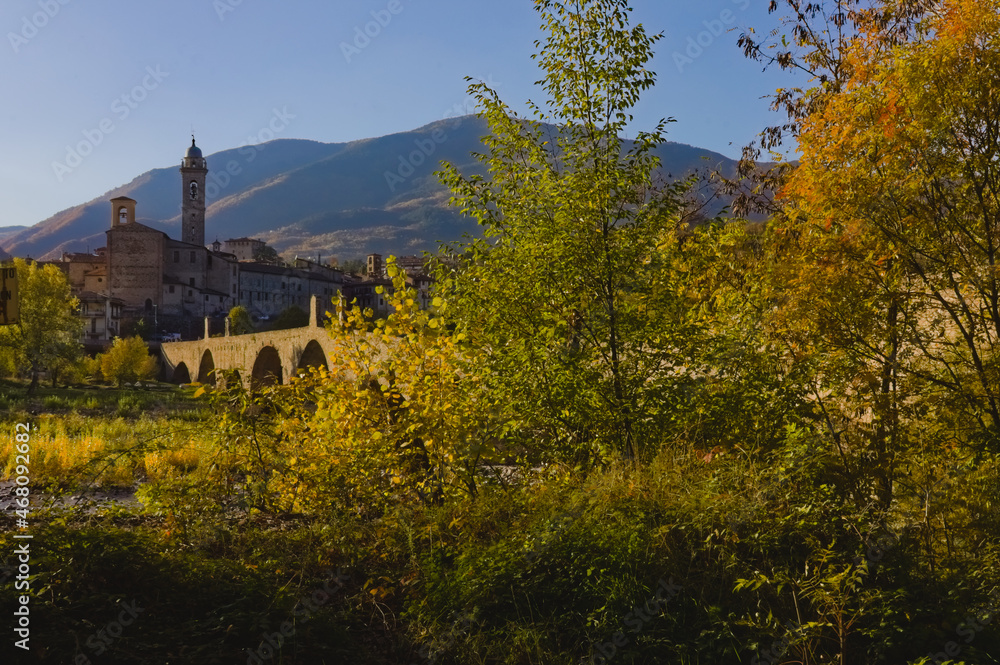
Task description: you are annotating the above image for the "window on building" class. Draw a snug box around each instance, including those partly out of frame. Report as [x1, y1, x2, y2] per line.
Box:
[188, 290, 193, 297]
[190, 251, 196, 263]
[207, 255, 213, 268]
[91, 319, 97, 333]
[173, 251, 180, 262]
[204, 295, 209, 301]
[169, 285, 175, 294]
[189, 278, 195, 286]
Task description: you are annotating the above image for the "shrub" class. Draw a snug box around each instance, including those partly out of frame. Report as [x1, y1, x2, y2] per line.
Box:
[99, 336, 157, 388]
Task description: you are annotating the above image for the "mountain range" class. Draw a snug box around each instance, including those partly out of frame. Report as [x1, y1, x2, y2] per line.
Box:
[1, 115, 742, 263]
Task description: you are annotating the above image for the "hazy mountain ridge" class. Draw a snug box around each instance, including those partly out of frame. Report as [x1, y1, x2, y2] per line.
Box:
[2, 116, 742, 262]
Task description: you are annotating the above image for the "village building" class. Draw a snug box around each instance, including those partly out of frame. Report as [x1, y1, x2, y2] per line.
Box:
[221, 237, 266, 262]
[49, 137, 431, 344]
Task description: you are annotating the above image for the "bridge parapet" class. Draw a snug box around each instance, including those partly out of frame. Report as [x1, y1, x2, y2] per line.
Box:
[161, 295, 331, 386]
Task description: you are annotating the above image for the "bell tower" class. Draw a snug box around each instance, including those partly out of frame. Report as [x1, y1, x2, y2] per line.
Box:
[180, 136, 208, 246]
[110, 196, 136, 227]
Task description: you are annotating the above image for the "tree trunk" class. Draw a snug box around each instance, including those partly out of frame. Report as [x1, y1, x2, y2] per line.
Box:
[26, 365, 39, 396]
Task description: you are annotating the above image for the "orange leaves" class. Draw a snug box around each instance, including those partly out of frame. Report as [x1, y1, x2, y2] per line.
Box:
[939, 0, 997, 42]
[877, 87, 904, 140]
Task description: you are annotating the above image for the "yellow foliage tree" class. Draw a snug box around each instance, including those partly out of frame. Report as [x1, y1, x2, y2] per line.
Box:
[767, 0, 1000, 500]
[0, 257, 82, 393]
[99, 336, 158, 387]
[239, 258, 495, 515]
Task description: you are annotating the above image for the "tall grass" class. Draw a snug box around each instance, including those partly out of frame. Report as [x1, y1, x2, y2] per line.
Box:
[0, 382, 211, 487]
[0, 413, 212, 486]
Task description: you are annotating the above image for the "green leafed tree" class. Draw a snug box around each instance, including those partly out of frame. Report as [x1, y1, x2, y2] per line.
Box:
[437, 0, 700, 463]
[99, 335, 157, 387]
[252, 243, 281, 265]
[268, 305, 309, 331]
[338, 258, 366, 275]
[0, 257, 82, 394]
[228, 305, 255, 335]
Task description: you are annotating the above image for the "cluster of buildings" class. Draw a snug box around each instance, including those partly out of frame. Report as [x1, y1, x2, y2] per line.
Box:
[48, 138, 432, 348]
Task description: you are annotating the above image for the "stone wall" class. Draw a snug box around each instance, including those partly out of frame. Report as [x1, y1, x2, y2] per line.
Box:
[108, 223, 164, 311]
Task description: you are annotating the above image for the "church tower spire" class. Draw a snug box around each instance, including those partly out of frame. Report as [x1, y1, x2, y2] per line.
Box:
[180, 136, 208, 246]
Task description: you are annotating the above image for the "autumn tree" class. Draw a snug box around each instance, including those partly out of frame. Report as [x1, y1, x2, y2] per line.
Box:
[780, 1, 1000, 458]
[703, 1, 972, 510]
[725, 0, 936, 217]
[437, 0, 700, 463]
[0, 258, 82, 394]
[100, 335, 157, 387]
[204, 258, 490, 515]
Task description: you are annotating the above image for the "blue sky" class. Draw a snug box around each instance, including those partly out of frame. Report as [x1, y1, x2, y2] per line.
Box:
[0, 0, 806, 229]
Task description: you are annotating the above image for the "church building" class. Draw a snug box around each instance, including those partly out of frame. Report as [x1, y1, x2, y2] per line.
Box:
[53, 137, 366, 344]
[106, 139, 240, 322]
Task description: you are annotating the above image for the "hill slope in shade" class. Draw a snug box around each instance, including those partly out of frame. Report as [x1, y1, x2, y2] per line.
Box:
[2, 116, 742, 262]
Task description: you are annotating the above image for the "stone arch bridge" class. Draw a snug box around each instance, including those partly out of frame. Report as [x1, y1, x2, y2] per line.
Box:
[159, 296, 337, 387]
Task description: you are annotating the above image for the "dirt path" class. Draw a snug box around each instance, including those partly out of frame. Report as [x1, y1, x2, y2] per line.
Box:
[0, 480, 141, 513]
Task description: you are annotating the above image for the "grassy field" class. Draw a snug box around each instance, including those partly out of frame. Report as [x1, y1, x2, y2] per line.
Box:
[0, 379, 208, 488]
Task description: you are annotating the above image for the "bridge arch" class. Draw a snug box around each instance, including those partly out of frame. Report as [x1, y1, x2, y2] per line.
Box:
[251, 346, 284, 387]
[171, 362, 191, 384]
[197, 350, 216, 385]
[160, 315, 371, 391]
[219, 369, 241, 389]
[295, 339, 329, 376]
